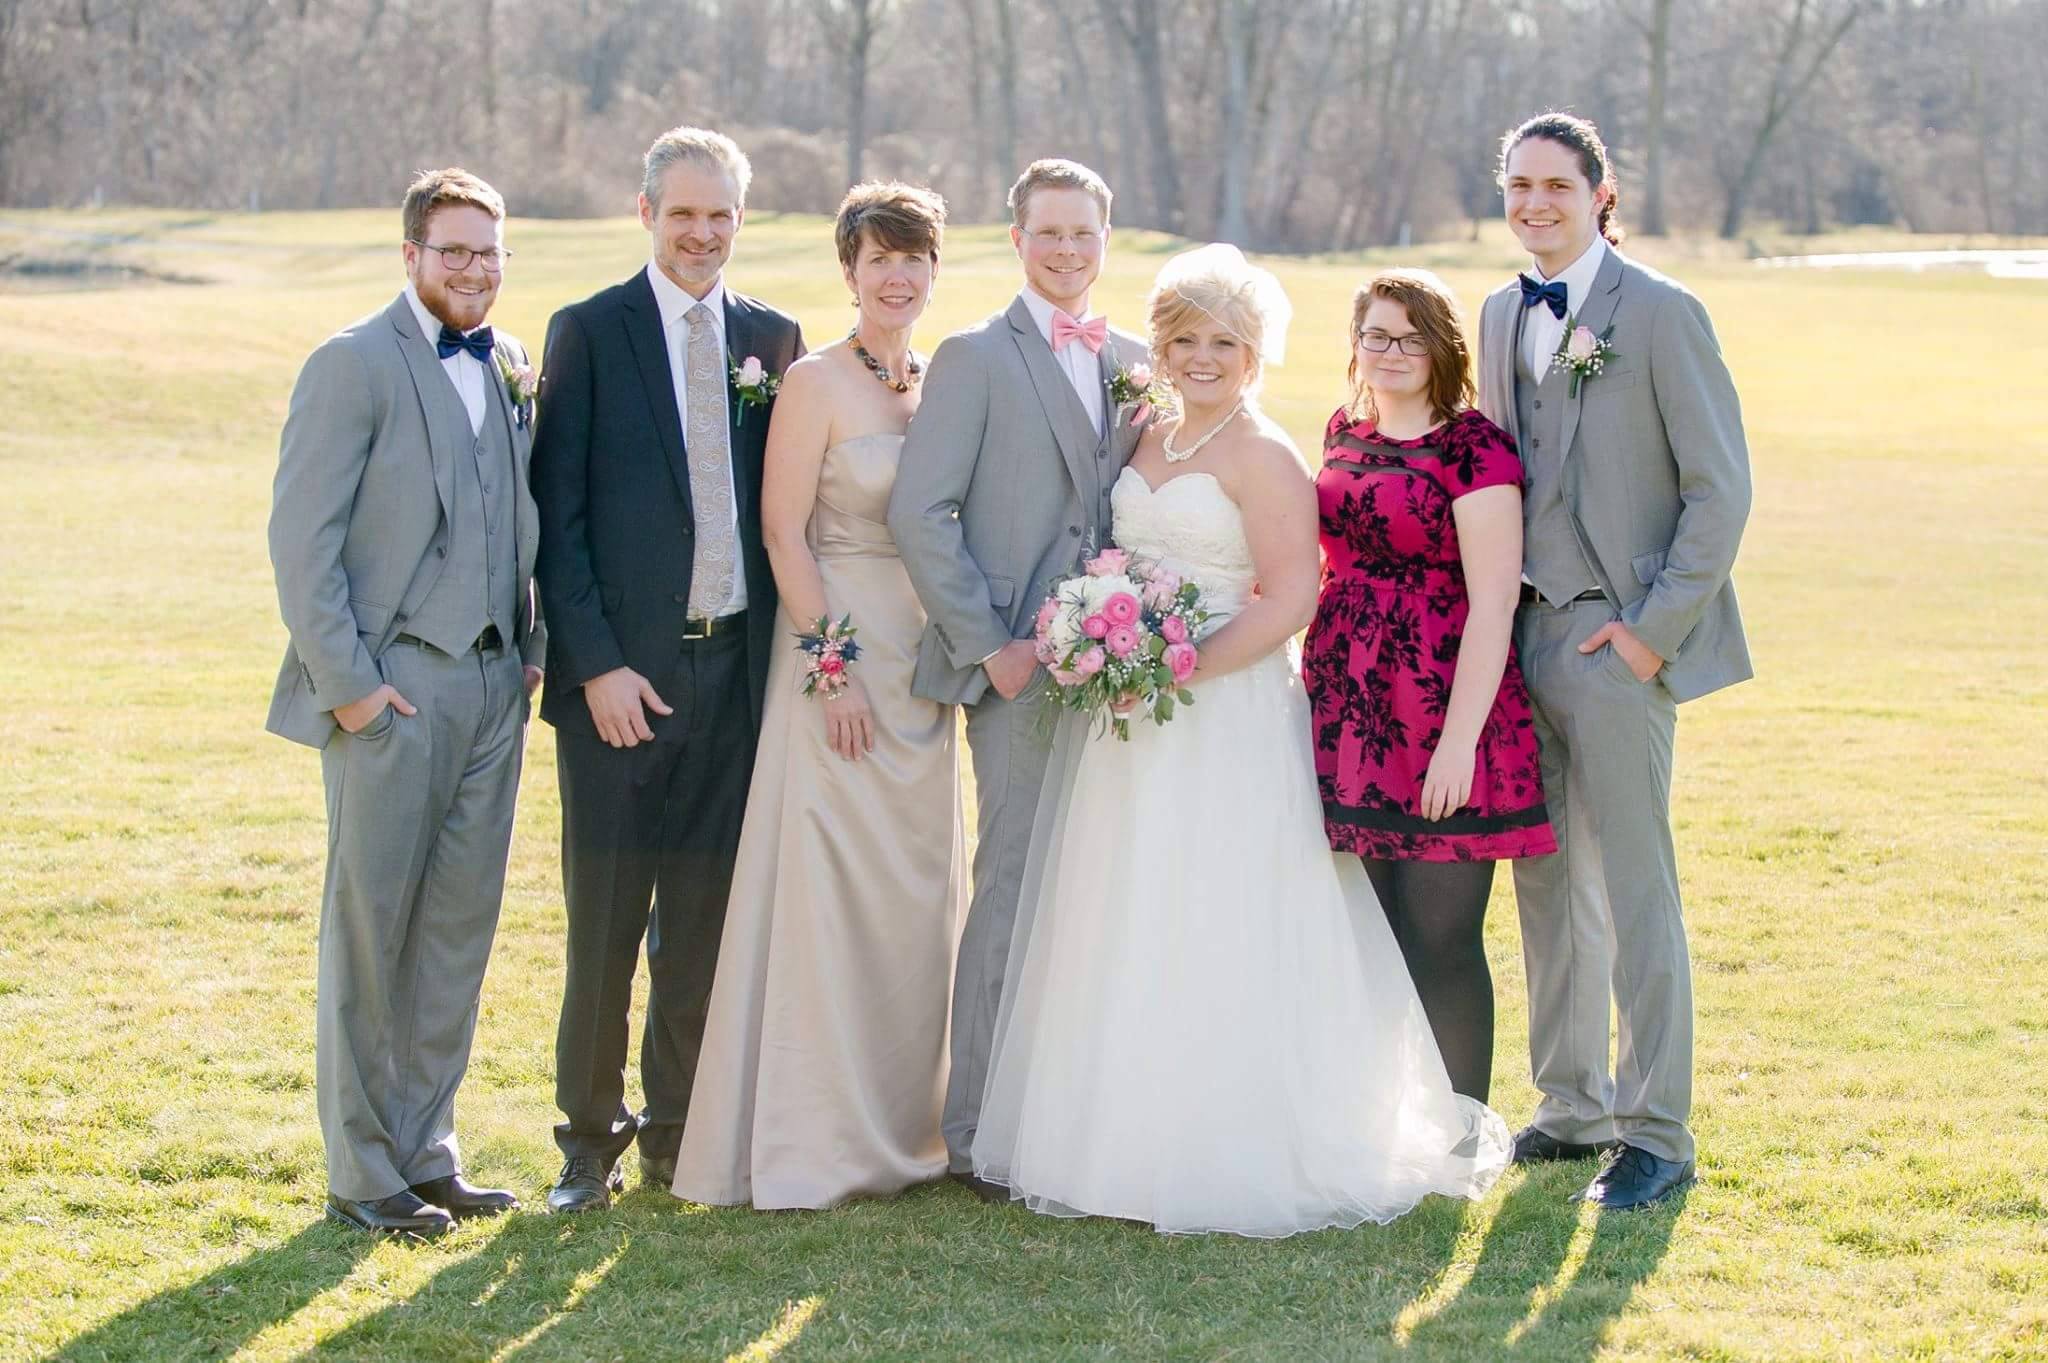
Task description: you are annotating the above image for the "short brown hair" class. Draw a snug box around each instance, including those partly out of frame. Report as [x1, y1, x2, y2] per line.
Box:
[834, 182, 947, 272]
[1007, 158, 1112, 228]
[402, 168, 505, 244]
[1345, 269, 1475, 425]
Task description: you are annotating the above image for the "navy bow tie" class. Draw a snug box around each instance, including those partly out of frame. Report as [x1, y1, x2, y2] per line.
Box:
[436, 323, 495, 364]
[1519, 275, 1569, 320]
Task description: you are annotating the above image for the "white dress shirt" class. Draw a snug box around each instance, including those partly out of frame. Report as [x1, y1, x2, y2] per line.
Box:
[1018, 286, 1106, 437]
[645, 260, 747, 615]
[404, 282, 486, 436]
[1521, 237, 1608, 381]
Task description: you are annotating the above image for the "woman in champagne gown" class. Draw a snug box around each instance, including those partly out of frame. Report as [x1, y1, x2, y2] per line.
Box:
[972, 246, 1509, 1237]
[674, 185, 964, 1210]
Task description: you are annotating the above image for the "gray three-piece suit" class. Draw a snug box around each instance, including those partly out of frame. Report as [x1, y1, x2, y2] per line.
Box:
[1478, 248, 1752, 1165]
[888, 295, 1147, 1170]
[267, 293, 544, 1200]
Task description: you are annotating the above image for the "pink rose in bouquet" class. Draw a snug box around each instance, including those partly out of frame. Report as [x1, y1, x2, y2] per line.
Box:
[1085, 548, 1130, 577]
[1028, 547, 1212, 740]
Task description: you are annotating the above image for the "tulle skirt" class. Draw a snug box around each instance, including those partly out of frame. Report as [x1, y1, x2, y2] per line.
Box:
[972, 644, 1511, 1237]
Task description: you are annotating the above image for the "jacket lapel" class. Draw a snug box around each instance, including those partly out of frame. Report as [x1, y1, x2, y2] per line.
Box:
[1555, 247, 1626, 467]
[386, 294, 460, 522]
[1487, 290, 1523, 451]
[1006, 296, 1097, 497]
[620, 269, 695, 517]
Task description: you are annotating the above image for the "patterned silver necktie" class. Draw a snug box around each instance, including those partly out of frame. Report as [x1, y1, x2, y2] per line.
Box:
[683, 301, 736, 617]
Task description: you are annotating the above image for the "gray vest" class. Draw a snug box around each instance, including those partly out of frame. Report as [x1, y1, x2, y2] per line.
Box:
[1515, 327, 1599, 605]
[406, 393, 519, 655]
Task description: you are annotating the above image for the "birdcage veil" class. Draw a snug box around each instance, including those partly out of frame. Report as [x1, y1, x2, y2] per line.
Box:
[1146, 243, 1293, 367]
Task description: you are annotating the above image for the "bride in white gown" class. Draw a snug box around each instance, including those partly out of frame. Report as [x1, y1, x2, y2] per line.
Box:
[971, 246, 1510, 1237]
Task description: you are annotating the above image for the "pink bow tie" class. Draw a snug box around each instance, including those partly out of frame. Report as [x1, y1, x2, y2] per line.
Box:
[1051, 312, 1108, 354]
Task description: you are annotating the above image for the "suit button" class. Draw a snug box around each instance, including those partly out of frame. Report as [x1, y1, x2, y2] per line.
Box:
[1067, 525, 1081, 538]
[1532, 438, 1543, 449]
[1534, 399, 1544, 410]
[436, 546, 447, 558]
[395, 611, 409, 623]
[673, 593, 687, 605]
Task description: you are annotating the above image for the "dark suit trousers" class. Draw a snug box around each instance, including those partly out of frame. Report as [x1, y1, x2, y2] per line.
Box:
[552, 626, 756, 1163]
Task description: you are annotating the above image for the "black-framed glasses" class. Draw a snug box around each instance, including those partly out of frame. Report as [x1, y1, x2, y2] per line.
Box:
[407, 240, 510, 272]
[1358, 330, 1431, 356]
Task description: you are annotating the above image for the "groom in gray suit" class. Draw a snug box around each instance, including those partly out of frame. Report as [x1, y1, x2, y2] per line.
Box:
[1478, 114, 1752, 1209]
[268, 169, 544, 1238]
[889, 159, 1148, 1189]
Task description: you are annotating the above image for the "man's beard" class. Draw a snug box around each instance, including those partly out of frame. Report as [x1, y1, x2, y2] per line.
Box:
[418, 273, 495, 332]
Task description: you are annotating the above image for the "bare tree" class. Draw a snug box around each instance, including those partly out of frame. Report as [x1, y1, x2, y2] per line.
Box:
[1717, 0, 1867, 239]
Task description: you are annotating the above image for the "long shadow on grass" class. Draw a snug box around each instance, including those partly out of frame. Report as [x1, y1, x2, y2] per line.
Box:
[47, 1221, 378, 1363]
[1403, 1168, 1683, 1359]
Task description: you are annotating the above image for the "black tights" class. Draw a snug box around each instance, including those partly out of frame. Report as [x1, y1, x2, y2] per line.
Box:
[1359, 857, 1497, 1103]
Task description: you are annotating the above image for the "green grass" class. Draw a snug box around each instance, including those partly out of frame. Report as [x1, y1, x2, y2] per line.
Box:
[2, 209, 2046, 1361]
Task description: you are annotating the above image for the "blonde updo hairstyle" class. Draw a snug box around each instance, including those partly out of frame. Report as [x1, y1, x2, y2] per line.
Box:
[1147, 260, 1269, 397]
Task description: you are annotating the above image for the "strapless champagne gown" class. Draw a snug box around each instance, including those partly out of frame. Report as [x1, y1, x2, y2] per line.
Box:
[674, 433, 966, 1209]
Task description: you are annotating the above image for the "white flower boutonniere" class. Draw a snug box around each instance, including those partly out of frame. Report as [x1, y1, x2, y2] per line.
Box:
[1108, 360, 1172, 429]
[730, 354, 781, 422]
[496, 352, 537, 429]
[1555, 322, 1617, 399]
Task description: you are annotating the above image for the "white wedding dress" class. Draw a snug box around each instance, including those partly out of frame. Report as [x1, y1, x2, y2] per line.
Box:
[971, 466, 1511, 1237]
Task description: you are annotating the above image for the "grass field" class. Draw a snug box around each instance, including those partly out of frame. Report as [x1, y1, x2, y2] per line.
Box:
[2, 207, 2046, 1362]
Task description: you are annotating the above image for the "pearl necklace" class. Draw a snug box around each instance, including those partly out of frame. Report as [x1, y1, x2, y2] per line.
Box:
[1161, 399, 1245, 463]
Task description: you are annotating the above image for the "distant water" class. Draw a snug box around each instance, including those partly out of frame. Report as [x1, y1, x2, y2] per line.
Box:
[1753, 249, 2048, 279]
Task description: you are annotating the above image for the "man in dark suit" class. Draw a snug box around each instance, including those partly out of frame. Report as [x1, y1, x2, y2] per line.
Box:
[532, 127, 804, 1212]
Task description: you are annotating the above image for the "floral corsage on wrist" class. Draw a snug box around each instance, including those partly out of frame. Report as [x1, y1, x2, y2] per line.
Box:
[1108, 360, 1172, 428]
[795, 615, 862, 700]
[496, 352, 538, 429]
[730, 354, 781, 420]
[1555, 321, 1617, 398]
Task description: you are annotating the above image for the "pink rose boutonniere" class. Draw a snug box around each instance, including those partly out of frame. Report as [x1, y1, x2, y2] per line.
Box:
[496, 352, 538, 429]
[730, 354, 781, 423]
[1108, 360, 1171, 428]
[1554, 319, 1617, 399]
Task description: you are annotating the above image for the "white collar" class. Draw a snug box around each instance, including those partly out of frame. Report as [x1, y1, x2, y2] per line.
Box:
[1018, 286, 1096, 346]
[1531, 236, 1608, 310]
[646, 260, 727, 334]
[403, 281, 486, 355]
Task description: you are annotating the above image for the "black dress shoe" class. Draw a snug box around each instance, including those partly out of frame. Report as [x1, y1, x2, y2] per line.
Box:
[1577, 1144, 1695, 1209]
[411, 1174, 519, 1220]
[546, 1156, 625, 1214]
[950, 1170, 1010, 1204]
[1511, 1123, 1619, 1164]
[639, 1153, 677, 1189]
[326, 1190, 453, 1239]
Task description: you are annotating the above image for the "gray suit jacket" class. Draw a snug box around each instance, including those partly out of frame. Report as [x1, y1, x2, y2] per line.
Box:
[1478, 250, 1753, 703]
[266, 293, 544, 748]
[888, 295, 1148, 706]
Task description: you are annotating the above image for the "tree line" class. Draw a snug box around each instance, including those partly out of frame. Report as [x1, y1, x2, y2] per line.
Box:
[1, 0, 2042, 247]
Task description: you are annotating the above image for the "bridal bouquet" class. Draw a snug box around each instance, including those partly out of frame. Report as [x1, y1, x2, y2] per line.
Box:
[1031, 549, 1209, 740]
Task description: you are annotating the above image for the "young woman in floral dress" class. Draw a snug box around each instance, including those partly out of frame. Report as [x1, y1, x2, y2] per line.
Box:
[1303, 269, 1556, 1102]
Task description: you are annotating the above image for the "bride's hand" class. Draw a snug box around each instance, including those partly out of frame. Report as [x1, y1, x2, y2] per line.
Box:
[823, 677, 876, 761]
[1109, 692, 1141, 718]
[1419, 738, 1476, 821]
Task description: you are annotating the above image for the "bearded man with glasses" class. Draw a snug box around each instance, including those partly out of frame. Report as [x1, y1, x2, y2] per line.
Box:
[267, 167, 545, 1238]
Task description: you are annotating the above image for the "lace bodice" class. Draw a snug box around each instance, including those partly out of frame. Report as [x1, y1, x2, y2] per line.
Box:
[1109, 467, 1257, 616]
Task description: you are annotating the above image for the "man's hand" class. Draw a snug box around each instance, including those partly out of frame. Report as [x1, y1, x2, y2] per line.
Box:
[333, 683, 415, 735]
[583, 666, 673, 748]
[982, 639, 1041, 701]
[1580, 620, 1665, 682]
[523, 665, 544, 699]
